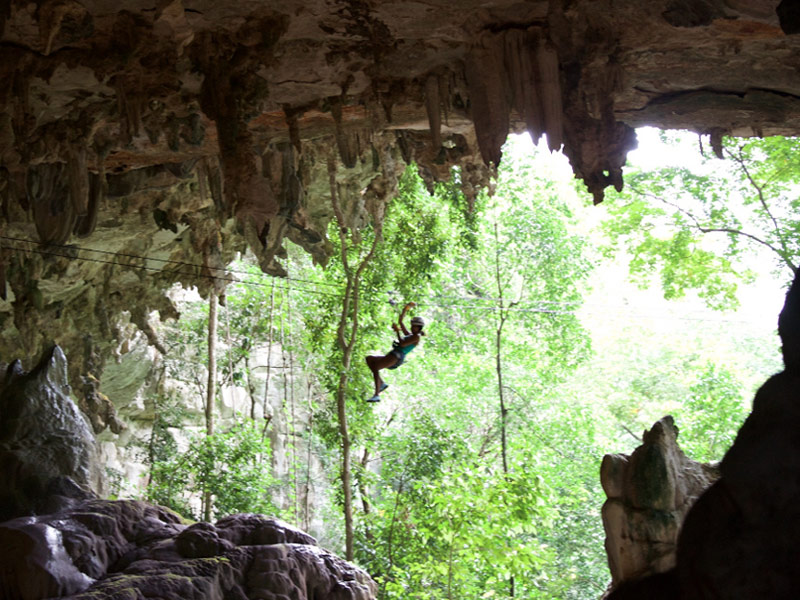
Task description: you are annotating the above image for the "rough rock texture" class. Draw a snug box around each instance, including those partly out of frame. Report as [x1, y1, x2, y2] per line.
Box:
[0, 344, 101, 522]
[2, 0, 800, 423]
[607, 271, 800, 599]
[0, 501, 376, 600]
[601, 417, 719, 587]
[0, 343, 364, 600]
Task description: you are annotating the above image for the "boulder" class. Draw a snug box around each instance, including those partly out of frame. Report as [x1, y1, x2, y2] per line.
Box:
[0, 501, 376, 600]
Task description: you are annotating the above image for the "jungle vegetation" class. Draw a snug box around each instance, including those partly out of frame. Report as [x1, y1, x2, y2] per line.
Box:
[140, 131, 787, 599]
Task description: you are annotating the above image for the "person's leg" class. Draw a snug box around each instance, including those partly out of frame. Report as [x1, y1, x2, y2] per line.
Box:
[366, 355, 381, 396]
[366, 353, 398, 396]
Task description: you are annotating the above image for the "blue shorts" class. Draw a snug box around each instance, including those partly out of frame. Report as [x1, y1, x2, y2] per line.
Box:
[388, 349, 405, 369]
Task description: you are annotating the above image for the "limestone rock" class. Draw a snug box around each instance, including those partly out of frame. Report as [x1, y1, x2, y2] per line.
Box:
[0, 345, 101, 521]
[4, 0, 800, 420]
[0, 500, 376, 600]
[601, 416, 718, 586]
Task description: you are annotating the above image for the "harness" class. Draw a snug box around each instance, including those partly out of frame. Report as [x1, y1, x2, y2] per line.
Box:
[389, 337, 417, 369]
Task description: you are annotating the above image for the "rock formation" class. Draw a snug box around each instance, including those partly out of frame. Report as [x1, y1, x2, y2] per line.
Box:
[0, 501, 376, 600]
[601, 416, 719, 587]
[3, 0, 800, 418]
[606, 270, 800, 598]
[0, 344, 375, 600]
[0, 345, 101, 522]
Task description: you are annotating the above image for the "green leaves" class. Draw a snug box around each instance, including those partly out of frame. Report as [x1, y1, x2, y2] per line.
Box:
[601, 132, 800, 309]
[147, 419, 279, 521]
[674, 363, 748, 462]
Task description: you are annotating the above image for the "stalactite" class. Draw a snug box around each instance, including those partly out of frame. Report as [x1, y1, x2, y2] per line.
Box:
[114, 76, 142, 146]
[283, 106, 303, 155]
[37, 0, 93, 56]
[196, 158, 208, 201]
[708, 127, 726, 159]
[424, 74, 442, 150]
[27, 163, 76, 245]
[536, 37, 564, 151]
[464, 34, 509, 167]
[67, 146, 89, 216]
[74, 171, 103, 238]
[330, 96, 358, 169]
[203, 157, 224, 213]
[279, 144, 302, 219]
[439, 73, 452, 127]
[505, 29, 545, 141]
[182, 113, 204, 146]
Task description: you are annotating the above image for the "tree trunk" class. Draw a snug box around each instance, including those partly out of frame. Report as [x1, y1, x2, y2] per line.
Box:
[223, 294, 235, 417]
[493, 221, 513, 598]
[262, 284, 275, 436]
[328, 156, 383, 561]
[336, 366, 354, 558]
[494, 222, 510, 476]
[204, 292, 218, 522]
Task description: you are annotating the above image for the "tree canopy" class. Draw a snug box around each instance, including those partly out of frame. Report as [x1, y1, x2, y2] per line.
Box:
[601, 132, 800, 309]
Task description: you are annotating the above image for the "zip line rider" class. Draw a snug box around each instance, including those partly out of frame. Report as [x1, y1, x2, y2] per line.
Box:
[365, 301, 425, 402]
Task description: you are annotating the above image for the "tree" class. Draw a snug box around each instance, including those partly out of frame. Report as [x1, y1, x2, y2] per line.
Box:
[147, 420, 279, 521]
[204, 291, 218, 521]
[340, 137, 597, 599]
[601, 132, 800, 309]
[328, 156, 386, 561]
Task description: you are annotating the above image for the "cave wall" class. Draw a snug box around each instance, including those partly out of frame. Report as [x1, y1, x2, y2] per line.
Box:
[3, 0, 800, 426]
[95, 322, 330, 540]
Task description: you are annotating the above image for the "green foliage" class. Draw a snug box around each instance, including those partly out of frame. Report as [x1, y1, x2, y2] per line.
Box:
[601, 133, 800, 309]
[147, 419, 279, 521]
[140, 130, 787, 600]
[318, 138, 601, 597]
[674, 363, 748, 462]
[358, 413, 558, 600]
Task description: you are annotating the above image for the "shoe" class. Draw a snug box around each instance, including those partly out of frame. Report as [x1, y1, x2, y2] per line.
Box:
[379, 382, 389, 392]
[367, 395, 381, 403]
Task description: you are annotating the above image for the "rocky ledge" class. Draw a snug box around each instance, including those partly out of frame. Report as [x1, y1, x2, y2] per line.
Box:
[0, 501, 376, 600]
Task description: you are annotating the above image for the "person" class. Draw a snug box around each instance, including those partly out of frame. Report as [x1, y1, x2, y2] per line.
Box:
[365, 301, 425, 402]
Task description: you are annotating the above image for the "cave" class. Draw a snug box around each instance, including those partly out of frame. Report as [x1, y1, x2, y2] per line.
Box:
[1, 1, 800, 598]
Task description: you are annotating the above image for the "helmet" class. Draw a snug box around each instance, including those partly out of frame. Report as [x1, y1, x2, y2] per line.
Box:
[410, 316, 425, 328]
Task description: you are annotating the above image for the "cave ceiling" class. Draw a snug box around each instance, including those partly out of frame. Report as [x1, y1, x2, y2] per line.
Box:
[0, 0, 798, 420]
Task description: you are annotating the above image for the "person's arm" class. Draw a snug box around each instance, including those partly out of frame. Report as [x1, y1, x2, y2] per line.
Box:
[396, 332, 420, 347]
[398, 301, 415, 336]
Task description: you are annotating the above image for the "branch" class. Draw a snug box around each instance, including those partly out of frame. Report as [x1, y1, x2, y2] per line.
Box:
[328, 157, 352, 352]
[726, 146, 794, 266]
[629, 182, 797, 273]
[328, 156, 384, 355]
[620, 423, 641, 443]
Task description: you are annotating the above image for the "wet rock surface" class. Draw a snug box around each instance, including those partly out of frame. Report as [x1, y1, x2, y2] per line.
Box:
[0, 345, 100, 522]
[607, 272, 800, 599]
[0, 501, 375, 600]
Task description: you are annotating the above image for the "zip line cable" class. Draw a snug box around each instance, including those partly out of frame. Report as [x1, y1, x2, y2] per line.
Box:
[0, 239, 575, 315]
[0, 241, 341, 300]
[0, 236, 769, 324]
[0, 234, 588, 308]
[0, 235, 575, 309]
[0, 234, 342, 290]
